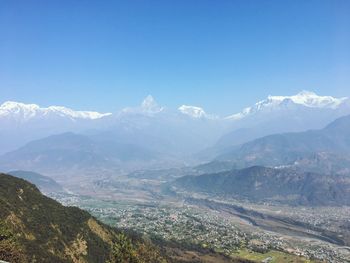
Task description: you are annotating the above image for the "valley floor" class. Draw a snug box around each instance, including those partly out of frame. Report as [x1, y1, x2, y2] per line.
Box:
[49, 182, 350, 263]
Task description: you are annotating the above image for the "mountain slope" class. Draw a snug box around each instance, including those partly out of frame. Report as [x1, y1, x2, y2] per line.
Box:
[0, 97, 226, 157]
[215, 115, 350, 174]
[169, 166, 350, 206]
[7, 170, 65, 194]
[0, 101, 112, 154]
[0, 173, 166, 263]
[0, 132, 160, 179]
[1, 91, 349, 162]
[208, 91, 350, 158]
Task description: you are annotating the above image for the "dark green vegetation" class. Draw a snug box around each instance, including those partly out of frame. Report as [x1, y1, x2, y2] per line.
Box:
[0, 173, 166, 263]
[170, 166, 350, 206]
[8, 170, 64, 193]
[216, 114, 350, 175]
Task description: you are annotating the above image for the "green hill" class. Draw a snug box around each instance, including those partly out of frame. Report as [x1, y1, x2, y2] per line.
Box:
[0, 173, 166, 263]
[8, 170, 65, 194]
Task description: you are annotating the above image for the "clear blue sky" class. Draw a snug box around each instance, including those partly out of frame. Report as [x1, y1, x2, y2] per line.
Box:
[0, 0, 349, 115]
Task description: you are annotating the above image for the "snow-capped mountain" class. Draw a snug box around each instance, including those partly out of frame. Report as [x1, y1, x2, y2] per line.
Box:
[0, 101, 111, 122]
[208, 91, 350, 157]
[120, 95, 164, 115]
[0, 101, 113, 154]
[226, 91, 349, 120]
[0, 96, 226, 158]
[1, 91, 350, 162]
[92, 97, 225, 158]
[178, 105, 210, 119]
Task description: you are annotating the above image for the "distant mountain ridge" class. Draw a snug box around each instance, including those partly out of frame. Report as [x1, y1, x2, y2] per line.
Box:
[0, 132, 161, 181]
[1, 91, 349, 164]
[214, 114, 350, 175]
[0, 101, 111, 121]
[226, 91, 348, 120]
[169, 166, 350, 206]
[0, 96, 226, 155]
[199, 91, 350, 160]
[2, 91, 347, 123]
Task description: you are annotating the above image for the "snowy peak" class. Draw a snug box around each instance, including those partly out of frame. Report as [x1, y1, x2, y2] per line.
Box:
[0, 101, 40, 119]
[226, 91, 349, 120]
[267, 90, 347, 109]
[0, 101, 112, 121]
[46, 106, 111, 120]
[141, 95, 164, 113]
[121, 95, 164, 115]
[1, 91, 348, 123]
[1, 101, 40, 111]
[178, 105, 208, 119]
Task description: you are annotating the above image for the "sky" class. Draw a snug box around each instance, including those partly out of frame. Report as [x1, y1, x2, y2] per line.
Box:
[0, 0, 349, 115]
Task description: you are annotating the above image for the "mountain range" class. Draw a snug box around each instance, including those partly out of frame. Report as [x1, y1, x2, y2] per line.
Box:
[1, 91, 350, 179]
[0, 96, 224, 156]
[1, 91, 349, 154]
[201, 91, 350, 160]
[215, 114, 350, 175]
[169, 166, 350, 206]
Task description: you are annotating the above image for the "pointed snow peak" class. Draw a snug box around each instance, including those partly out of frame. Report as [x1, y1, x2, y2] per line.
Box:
[141, 95, 157, 109]
[140, 95, 164, 113]
[120, 95, 164, 115]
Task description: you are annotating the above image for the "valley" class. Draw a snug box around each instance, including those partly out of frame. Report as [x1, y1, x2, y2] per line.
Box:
[47, 175, 350, 263]
[2, 92, 350, 263]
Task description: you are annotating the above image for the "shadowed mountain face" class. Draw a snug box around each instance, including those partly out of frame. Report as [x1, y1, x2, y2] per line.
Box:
[0, 132, 162, 178]
[214, 115, 350, 174]
[0, 173, 166, 263]
[199, 93, 350, 161]
[0, 98, 226, 156]
[169, 166, 350, 206]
